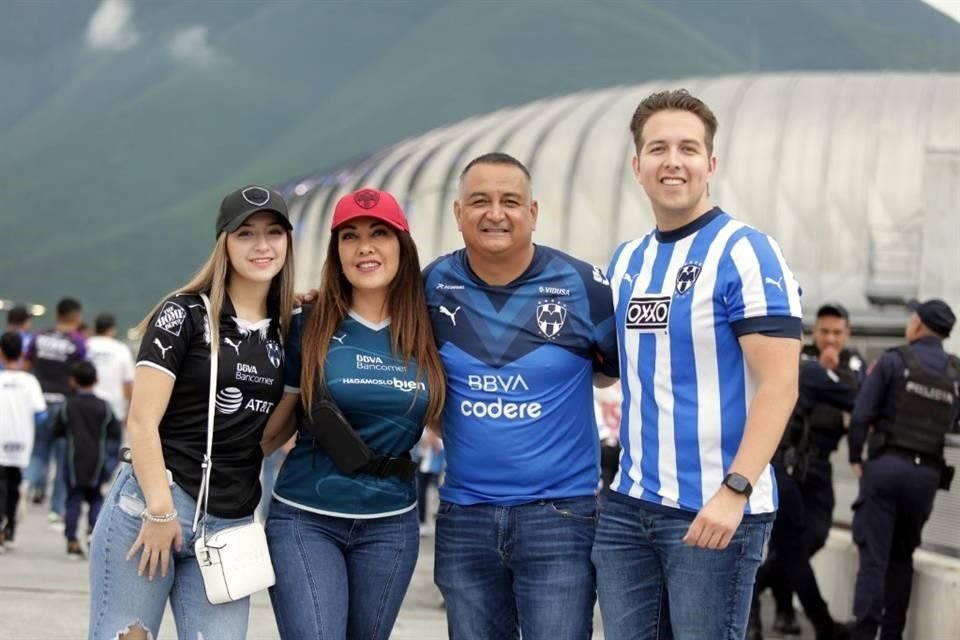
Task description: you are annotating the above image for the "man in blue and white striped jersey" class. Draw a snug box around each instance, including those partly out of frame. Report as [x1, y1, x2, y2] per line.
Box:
[592, 89, 803, 640]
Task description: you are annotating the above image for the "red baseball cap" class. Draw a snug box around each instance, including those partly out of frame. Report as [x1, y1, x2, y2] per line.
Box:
[331, 188, 409, 233]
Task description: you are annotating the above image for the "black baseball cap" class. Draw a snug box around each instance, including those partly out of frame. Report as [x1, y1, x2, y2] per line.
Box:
[907, 298, 956, 337]
[216, 185, 291, 236]
[816, 302, 849, 321]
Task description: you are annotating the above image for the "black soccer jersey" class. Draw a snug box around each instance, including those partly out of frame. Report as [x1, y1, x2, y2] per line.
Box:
[136, 293, 285, 518]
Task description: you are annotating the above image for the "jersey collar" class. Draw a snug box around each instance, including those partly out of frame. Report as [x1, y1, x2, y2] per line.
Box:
[655, 207, 723, 244]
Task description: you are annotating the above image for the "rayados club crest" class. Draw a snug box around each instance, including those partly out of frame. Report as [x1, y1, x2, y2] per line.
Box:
[536, 300, 567, 339]
[675, 262, 703, 296]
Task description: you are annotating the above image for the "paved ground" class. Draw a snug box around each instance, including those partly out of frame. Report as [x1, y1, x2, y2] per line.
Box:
[1, 495, 814, 639]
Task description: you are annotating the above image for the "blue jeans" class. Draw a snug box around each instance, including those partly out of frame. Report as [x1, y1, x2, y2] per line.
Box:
[266, 500, 419, 640]
[434, 497, 598, 640]
[592, 491, 772, 640]
[88, 465, 253, 640]
[257, 449, 285, 522]
[26, 402, 67, 515]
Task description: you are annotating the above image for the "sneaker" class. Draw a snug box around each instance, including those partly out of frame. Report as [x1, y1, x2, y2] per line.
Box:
[66, 540, 85, 560]
[48, 513, 65, 532]
[774, 609, 802, 635]
[814, 620, 851, 640]
[29, 488, 45, 505]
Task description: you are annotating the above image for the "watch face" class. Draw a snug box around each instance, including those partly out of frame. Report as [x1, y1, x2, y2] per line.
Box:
[725, 473, 749, 494]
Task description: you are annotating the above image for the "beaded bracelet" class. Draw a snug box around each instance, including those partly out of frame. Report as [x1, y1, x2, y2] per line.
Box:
[141, 509, 178, 524]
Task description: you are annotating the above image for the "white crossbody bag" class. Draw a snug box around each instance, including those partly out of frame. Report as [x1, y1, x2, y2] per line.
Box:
[192, 293, 276, 605]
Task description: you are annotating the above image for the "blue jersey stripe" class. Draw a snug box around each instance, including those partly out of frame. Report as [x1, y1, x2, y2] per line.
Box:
[669, 220, 724, 508]
[713, 276, 748, 511]
[614, 234, 653, 496]
[637, 242, 675, 502]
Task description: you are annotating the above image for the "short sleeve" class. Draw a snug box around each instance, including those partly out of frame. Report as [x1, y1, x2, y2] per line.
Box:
[283, 307, 303, 393]
[723, 232, 803, 339]
[136, 295, 200, 379]
[586, 264, 620, 378]
[28, 375, 46, 413]
[25, 333, 37, 363]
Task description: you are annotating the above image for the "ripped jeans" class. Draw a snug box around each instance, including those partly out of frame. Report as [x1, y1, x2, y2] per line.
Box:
[88, 465, 253, 640]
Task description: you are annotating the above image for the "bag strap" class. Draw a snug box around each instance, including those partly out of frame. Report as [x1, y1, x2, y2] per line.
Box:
[192, 293, 217, 539]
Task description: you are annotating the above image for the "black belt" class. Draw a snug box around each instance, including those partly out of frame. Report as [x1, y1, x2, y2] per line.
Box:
[882, 447, 942, 469]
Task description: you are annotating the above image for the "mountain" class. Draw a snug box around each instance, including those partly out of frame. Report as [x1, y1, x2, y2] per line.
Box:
[2, 0, 959, 329]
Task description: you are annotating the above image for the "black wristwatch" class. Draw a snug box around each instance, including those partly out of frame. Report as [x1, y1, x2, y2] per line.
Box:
[722, 472, 753, 498]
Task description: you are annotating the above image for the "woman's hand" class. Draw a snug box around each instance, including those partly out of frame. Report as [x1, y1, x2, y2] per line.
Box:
[126, 518, 183, 581]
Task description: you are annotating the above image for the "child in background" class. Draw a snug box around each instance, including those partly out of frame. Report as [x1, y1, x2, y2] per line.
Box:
[53, 361, 120, 558]
[0, 332, 46, 551]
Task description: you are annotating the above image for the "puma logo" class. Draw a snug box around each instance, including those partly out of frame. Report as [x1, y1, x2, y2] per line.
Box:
[223, 336, 242, 356]
[623, 273, 635, 284]
[439, 305, 461, 326]
[764, 276, 784, 292]
[331, 334, 346, 345]
[153, 339, 173, 360]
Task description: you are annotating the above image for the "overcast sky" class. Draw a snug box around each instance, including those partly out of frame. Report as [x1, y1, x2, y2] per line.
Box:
[924, 0, 960, 22]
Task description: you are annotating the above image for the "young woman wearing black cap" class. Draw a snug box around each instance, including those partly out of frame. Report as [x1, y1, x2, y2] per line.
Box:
[260, 187, 445, 640]
[88, 185, 295, 640]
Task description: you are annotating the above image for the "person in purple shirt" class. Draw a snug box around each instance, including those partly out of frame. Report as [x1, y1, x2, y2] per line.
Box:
[24, 297, 86, 521]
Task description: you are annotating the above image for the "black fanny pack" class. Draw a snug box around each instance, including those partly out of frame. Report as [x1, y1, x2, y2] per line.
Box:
[301, 389, 416, 483]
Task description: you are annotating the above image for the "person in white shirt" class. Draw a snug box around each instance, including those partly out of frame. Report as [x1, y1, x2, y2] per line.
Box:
[0, 332, 47, 549]
[86, 313, 134, 422]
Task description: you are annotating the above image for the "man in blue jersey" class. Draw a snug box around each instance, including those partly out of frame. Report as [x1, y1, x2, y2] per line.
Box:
[592, 90, 803, 640]
[424, 152, 619, 639]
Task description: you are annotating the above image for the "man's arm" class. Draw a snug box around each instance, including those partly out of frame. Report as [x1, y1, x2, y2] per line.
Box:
[847, 353, 893, 474]
[684, 333, 800, 550]
[800, 360, 858, 412]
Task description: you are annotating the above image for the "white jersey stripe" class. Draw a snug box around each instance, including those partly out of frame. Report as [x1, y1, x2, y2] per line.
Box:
[653, 234, 697, 507]
[694, 220, 745, 507]
[730, 237, 769, 319]
[611, 209, 800, 516]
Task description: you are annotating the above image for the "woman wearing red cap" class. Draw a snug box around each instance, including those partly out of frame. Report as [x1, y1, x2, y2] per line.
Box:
[261, 187, 445, 639]
[89, 185, 295, 640]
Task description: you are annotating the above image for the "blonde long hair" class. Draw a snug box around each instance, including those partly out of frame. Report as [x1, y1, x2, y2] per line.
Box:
[137, 229, 296, 347]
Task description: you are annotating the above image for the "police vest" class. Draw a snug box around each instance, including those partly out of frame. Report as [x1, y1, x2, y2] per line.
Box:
[885, 346, 959, 459]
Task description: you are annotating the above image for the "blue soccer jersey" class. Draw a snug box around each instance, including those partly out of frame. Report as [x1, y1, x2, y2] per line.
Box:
[424, 246, 618, 506]
[272, 308, 431, 518]
[607, 208, 802, 516]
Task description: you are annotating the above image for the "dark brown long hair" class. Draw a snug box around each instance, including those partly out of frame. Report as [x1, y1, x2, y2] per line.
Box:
[301, 229, 445, 427]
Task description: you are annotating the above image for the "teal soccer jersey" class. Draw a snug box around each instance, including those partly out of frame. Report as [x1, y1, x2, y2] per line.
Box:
[272, 309, 431, 517]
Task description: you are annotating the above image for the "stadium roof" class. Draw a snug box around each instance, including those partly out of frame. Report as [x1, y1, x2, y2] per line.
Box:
[281, 71, 960, 343]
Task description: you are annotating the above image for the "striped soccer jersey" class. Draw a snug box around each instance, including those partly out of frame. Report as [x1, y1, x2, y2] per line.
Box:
[607, 208, 802, 515]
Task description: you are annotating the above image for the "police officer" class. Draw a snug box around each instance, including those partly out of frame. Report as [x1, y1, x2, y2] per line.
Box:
[751, 356, 858, 640]
[848, 298, 959, 640]
[770, 303, 865, 635]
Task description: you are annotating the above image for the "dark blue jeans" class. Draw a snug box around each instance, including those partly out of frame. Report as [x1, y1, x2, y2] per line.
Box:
[266, 500, 419, 640]
[26, 401, 67, 515]
[592, 491, 772, 640]
[64, 485, 102, 543]
[434, 497, 598, 640]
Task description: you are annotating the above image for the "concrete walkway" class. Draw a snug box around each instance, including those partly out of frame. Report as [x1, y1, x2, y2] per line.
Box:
[1, 496, 815, 639]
